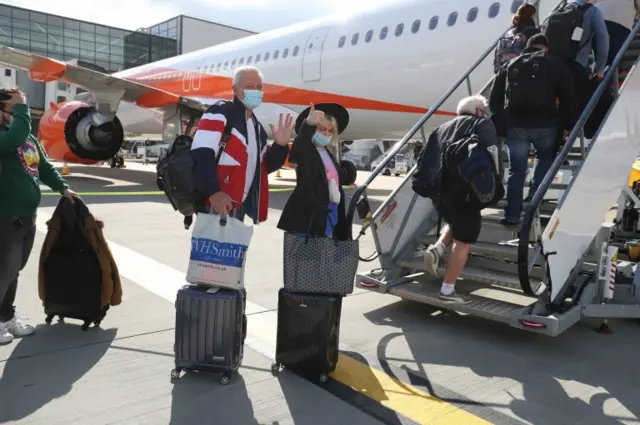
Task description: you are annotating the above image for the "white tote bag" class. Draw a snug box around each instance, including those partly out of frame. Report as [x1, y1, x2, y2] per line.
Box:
[186, 213, 254, 290]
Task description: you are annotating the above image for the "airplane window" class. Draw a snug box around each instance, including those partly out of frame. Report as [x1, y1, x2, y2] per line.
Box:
[411, 19, 421, 33]
[395, 23, 404, 37]
[511, 0, 524, 13]
[224, 61, 228, 69]
[352, 33, 359, 45]
[264, 52, 270, 61]
[467, 7, 478, 22]
[231, 59, 236, 68]
[247, 56, 253, 64]
[429, 16, 439, 30]
[274, 50, 279, 59]
[293, 46, 300, 56]
[239, 58, 245, 65]
[256, 53, 261, 62]
[339, 36, 346, 47]
[365, 29, 373, 42]
[380, 26, 388, 40]
[283, 48, 289, 58]
[448, 12, 458, 26]
[217, 63, 222, 70]
[489, 2, 500, 18]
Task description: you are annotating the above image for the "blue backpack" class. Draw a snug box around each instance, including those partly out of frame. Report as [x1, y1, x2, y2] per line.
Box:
[443, 117, 504, 210]
[494, 28, 529, 73]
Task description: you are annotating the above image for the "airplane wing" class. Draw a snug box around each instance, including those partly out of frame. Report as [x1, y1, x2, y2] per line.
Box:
[0, 44, 208, 113]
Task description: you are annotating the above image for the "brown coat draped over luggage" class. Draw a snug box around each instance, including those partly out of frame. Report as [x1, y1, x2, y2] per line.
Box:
[38, 200, 123, 308]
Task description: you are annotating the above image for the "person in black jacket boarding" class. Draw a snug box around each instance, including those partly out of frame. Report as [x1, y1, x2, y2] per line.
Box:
[489, 34, 578, 226]
[420, 95, 500, 304]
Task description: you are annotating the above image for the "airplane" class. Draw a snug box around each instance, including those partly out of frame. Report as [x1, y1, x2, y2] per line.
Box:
[0, 0, 555, 184]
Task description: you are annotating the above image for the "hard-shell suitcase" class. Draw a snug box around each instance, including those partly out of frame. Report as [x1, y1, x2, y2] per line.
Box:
[271, 288, 342, 383]
[172, 285, 246, 385]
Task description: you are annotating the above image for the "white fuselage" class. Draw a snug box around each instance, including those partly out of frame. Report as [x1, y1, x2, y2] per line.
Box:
[113, 0, 555, 140]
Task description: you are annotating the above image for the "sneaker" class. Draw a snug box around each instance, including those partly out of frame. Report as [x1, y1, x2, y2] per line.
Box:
[423, 246, 441, 277]
[437, 291, 471, 304]
[3, 317, 35, 338]
[0, 325, 13, 345]
[500, 218, 520, 227]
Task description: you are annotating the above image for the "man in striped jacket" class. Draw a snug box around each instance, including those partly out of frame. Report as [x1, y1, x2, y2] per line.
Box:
[191, 66, 294, 223]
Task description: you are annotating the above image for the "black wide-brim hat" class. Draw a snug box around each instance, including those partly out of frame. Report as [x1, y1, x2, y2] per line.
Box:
[295, 103, 349, 136]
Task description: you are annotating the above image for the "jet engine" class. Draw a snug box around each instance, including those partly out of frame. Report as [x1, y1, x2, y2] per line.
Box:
[38, 100, 125, 165]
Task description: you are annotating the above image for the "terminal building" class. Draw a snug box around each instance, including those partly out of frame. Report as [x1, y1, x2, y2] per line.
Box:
[0, 4, 255, 134]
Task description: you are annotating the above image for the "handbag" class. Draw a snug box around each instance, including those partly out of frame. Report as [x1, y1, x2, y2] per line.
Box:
[283, 211, 359, 295]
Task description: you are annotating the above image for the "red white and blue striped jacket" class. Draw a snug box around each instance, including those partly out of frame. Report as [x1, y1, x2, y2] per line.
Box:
[190, 97, 289, 223]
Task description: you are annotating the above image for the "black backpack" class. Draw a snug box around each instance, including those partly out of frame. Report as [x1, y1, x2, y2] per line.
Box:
[443, 117, 504, 210]
[542, 3, 592, 60]
[505, 50, 550, 112]
[156, 101, 234, 228]
[412, 129, 442, 199]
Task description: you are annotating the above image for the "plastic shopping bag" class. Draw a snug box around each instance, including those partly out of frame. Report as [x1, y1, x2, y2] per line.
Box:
[186, 213, 254, 290]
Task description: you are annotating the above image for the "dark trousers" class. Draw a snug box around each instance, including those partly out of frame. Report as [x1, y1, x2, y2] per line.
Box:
[0, 216, 36, 322]
[605, 21, 631, 67]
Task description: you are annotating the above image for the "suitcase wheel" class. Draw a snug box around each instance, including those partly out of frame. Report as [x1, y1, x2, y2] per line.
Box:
[45, 314, 54, 325]
[170, 368, 182, 381]
[81, 321, 91, 331]
[220, 372, 232, 385]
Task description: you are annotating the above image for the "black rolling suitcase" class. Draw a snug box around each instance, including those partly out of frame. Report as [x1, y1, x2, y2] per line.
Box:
[271, 288, 342, 383]
[172, 285, 246, 385]
[42, 198, 109, 330]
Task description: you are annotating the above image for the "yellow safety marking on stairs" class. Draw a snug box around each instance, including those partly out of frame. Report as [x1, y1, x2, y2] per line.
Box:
[330, 353, 492, 425]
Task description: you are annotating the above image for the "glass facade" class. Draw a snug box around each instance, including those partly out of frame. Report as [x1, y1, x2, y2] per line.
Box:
[0, 4, 178, 73]
[148, 17, 180, 40]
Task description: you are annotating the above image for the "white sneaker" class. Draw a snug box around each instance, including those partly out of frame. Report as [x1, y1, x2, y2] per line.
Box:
[3, 317, 35, 338]
[423, 246, 441, 277]
[0, 324, 14, 345]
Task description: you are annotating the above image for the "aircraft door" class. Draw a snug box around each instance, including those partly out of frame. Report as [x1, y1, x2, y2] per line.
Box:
[302, 27, 331, 82]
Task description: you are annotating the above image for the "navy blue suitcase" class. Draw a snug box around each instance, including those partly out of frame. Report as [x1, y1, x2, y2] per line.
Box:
[271, 288, 342, 383]
[171, 285, 246, 385]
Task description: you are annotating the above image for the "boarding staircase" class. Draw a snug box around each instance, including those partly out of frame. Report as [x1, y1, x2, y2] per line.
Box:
[348, 3, 640, 336]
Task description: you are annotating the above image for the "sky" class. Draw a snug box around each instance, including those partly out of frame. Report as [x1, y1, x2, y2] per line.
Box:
[3, 0, 391, 33]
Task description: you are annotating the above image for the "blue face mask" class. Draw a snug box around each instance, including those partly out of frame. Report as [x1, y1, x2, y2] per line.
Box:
[313, 132, 331, 146]
[241, 89, 263, 109]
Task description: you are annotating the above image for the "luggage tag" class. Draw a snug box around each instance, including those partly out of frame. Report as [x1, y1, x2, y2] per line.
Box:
[571, 27, 583, 41]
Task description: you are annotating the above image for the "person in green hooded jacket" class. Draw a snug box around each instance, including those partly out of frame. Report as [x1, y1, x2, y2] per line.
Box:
[0, 88, 77, 345]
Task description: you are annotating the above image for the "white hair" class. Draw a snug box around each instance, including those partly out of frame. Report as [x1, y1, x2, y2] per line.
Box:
[232, 66, 263, 86]
[456, 95, 488, 115]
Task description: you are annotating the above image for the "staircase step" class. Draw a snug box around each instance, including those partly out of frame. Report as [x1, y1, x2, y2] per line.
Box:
[396, 253, 544, 292]
[387, 281, 534, 324]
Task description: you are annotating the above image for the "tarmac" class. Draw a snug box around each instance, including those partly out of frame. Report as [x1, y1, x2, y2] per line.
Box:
[1, 162, 639, 425]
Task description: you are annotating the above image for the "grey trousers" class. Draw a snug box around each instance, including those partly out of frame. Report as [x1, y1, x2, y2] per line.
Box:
[0, 216, 36, 322]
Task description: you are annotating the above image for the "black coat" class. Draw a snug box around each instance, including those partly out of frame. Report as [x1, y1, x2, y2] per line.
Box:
[277, 122, 350, 240]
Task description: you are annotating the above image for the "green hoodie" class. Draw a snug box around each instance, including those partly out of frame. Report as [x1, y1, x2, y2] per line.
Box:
[0, 103, 69, 217]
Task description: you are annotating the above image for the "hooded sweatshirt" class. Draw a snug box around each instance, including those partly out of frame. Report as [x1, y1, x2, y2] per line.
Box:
[0, 103, 68, 217]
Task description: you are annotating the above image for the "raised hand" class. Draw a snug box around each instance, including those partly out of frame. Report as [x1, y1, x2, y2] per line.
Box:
[269, 113, 295, 146]
[305, 103, 324, 126]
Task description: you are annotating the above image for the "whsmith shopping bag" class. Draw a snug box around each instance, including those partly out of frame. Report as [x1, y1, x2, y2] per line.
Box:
[186, 212, 254, 290]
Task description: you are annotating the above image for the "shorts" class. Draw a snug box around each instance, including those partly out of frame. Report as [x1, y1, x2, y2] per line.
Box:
[432, 195, 482, 244]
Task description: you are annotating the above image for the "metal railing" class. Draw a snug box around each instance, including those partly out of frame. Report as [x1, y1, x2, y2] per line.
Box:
[517, 20, 640, 297]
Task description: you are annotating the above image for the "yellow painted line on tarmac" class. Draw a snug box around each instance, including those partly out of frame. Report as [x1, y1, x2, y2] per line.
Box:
[41, 188, 294, 196]
[331, 353, 492, 425]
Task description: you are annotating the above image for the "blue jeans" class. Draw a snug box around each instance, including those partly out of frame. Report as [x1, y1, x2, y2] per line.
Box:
[504, 127, 557, 221]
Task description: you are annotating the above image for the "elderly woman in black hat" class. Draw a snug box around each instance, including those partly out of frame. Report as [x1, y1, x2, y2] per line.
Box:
[277, 103, 350, 240]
